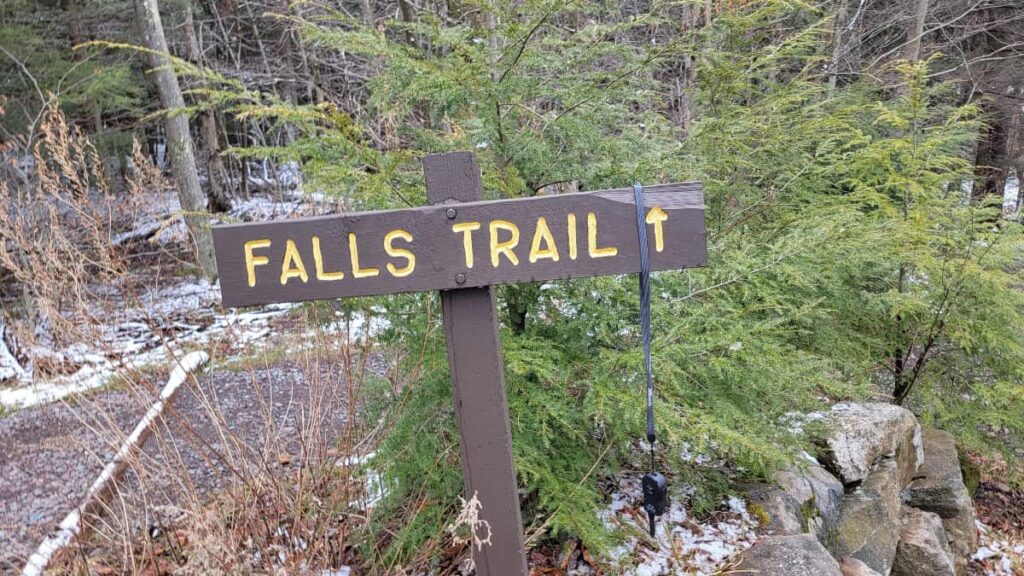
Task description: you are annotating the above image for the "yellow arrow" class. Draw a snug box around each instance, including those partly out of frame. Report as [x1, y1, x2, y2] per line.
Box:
[645, 207, 668, 252]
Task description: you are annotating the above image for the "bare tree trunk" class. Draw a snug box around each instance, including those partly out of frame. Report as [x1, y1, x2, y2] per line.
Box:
[399, 0, 418, 46]
[675, 3, 699, 133]
[827, 0, 850, 98]
[184, 1, 232, 212]
[134, 0, 217, 277]
[974, 110, 1009, 201]
[902, 0, 929, 62]
[361, 0, 374, 25]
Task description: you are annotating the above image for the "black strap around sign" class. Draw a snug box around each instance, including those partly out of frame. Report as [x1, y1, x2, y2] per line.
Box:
[634, 182, 669, 538]
[632, 183, 656, 458]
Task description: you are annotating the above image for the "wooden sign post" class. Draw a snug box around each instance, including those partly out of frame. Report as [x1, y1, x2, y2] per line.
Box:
[213, 152, 707, 575]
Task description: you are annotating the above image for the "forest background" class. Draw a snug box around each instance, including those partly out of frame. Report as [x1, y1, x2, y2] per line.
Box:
[1, 0, 1023, 571]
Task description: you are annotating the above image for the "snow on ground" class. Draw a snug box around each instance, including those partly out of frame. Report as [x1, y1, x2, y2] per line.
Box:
[973, 521, 1023, 575]
[0, 190, 350, 411]
[597, 473, 758, 575]
[1004, 170, 1020, 214]
[0, 277, 387, 411]
[0, 279, 298, 410]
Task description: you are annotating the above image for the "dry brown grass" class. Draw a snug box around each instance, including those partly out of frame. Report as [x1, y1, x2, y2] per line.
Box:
[48, 319, 388, 575]
[0, 104, 146, 374]
[0, 105, 446, 575]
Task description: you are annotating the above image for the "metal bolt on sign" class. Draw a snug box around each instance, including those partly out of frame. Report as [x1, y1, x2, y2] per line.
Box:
[212, 152, 707, 574]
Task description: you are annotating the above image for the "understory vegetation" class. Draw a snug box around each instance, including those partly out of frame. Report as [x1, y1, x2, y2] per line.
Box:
[2, 0, 1023, 571]
[206, 0, 1024, 562]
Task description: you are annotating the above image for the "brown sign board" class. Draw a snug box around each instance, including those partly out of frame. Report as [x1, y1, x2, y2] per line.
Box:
[213, 182, 706, 307]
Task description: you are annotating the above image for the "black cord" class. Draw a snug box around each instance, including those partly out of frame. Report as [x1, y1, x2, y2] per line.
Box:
[635, 183, 669, 538]
[632, 183, 655, 469]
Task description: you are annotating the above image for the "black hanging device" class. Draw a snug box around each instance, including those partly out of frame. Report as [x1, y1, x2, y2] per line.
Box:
[633, 183, 669, 537]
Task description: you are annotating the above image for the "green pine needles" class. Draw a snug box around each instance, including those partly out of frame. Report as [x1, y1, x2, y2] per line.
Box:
[203, 0, 1023, 566]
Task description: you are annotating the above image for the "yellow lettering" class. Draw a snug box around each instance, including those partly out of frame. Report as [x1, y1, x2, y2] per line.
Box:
[587, 212, 618, 258]
[348, 233, 380, 278]
[244, 239, 271, 288]
[452, 222, 481, 268]
[280, 239, 309, 284]
[312, 236, 345, 281]
[528, 217, 559, 263]
[567, 213, 578, 260]
[489, 220, 520, 267]
[384, 229, 416, 278]
[645, 207, 668, 253]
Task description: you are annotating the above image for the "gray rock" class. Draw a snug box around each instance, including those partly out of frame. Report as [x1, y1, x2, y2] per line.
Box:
[813, 402, 923, 487]
[835, 458, 903, 574]
[735, 534, 843, 576]
[902, 428, 978, 572]
[745, 482, 804, 536]
[904, 429, 970, 516]
[941, 503, 978, 576]
[775, 463, 845, 544]
[744, 461, 844, 547]
[840, 556, 883, 576]
[892, 507, 957, 576]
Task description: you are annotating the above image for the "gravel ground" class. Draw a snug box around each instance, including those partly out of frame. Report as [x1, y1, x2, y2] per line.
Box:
[0, 357, 353, 573]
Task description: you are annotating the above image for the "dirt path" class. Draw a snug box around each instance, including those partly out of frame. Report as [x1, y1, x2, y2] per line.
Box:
[0, 358, 353, 572]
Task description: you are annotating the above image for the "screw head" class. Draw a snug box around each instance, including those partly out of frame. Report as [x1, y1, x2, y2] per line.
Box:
[455, 273, 467, 285]
[446, 208, 457, 219]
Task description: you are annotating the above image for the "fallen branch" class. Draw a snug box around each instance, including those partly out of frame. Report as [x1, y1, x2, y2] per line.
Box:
[20, 350, 210, 576]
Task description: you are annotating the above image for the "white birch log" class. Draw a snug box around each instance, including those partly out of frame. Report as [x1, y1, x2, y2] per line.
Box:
[21, 350, 209, 576]
[0, 317, 27, 382]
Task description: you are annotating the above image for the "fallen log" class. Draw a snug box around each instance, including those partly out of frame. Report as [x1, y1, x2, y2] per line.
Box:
[20, 350, 209, 576]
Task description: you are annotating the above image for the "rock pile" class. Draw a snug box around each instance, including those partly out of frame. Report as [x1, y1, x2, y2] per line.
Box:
[738, 402, 978, 576]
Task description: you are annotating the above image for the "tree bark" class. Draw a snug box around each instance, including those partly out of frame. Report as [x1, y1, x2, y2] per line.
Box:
[827, 0, 850, 98]
[134, 0, 217, 277]
[184, 2, 232, 212]
[902, 0, 929, 62]
[673, 2, 699, 133]
[399, 0, 417, 46]
[974, 110, 1009, 201]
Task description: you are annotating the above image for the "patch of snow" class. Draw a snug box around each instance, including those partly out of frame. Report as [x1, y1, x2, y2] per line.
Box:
[345, 466, 388, 510]
[336, 450, 389, 510]
[961, 180, 974, 203]
[972, 521, 1023, 575]
[780, 411, 826, 435]
[0, 324, 28, 383]
[679, 442, 711, 465]
[336, 451, 377, 468]
[1004, 170, 1020, 214]
[0, 278, 298, 410]
[596, 473, 758, 574]
[0, 190, 360, 410]
[277, 161, 303, 189]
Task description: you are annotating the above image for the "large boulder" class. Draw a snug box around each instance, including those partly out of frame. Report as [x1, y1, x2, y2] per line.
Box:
[745, 462, 844, 545]
[891, 507, 957, 576]
[940, 506, 978, 576]
[745, 482, 805, 536]
[812, 402, 923, 487]
[735, 534, 843, 576]
[835, 458, 903, 574]
[902, 428, 978, 574]
[840, 557, 883, 576]
[776, 463, 844, 546]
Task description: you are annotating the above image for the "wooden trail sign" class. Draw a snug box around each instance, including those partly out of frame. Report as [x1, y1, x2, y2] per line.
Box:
[213, 179, 705, 307]
[213, 152, 707, 575]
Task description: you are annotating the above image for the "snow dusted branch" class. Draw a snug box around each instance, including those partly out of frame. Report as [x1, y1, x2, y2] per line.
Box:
[20, 350, 209, 576]
[0, 318, 28, 383]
